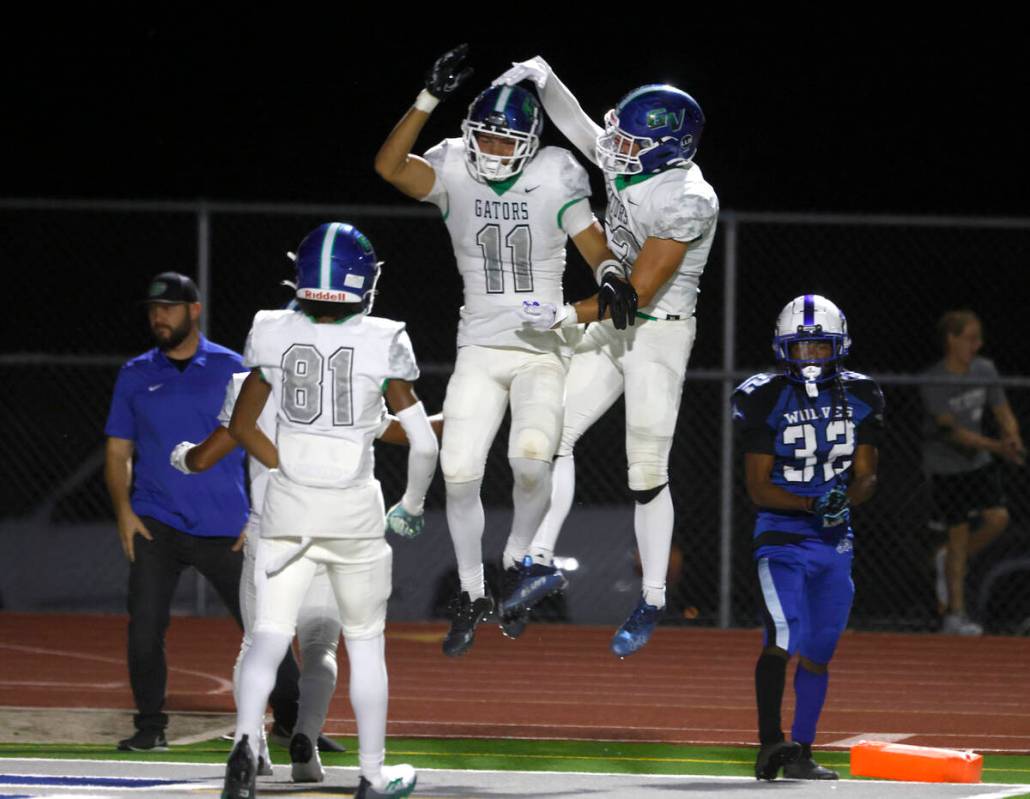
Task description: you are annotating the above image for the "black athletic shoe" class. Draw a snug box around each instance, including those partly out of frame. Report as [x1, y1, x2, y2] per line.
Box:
[222, 734, 257, 799]
[117, 729, 168, 752]
[498, 563, 529, 640]
[442, 591, 494, 657]
[289, 732, 325, 783]
[783, 747, 839, 780]
[268, 722, 345, 753]
[755, 740, 802, 781]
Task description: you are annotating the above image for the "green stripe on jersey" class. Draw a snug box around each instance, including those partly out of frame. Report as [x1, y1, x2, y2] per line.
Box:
[556, 197, 586, 231]
[486, 173, 520, 196]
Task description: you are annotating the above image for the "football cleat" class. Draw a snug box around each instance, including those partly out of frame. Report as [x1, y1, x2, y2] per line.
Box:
[498, 560, 529, 640]
[354, 764, 417, 798]
[289, 732, 325, 783]
[783, 752, 839, 780]
[385, 502, 425, 539]
[754, 740, 802, 781]
[500, 556, 568, 617]
[222, 735, 257, 799]
[442, 591, 494, 657]
[611, 597, 661, 658]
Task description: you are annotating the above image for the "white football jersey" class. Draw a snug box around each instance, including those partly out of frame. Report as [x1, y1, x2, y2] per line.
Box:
[603, 162, 719, 319]
[243, 309, 418, 490]
[422, 138, 594, 352]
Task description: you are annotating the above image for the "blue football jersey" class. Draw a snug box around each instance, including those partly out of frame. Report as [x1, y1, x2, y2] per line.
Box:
[732, 370, 885, 540]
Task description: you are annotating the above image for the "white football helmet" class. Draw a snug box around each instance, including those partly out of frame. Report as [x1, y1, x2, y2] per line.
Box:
[772, 294, 850, 388]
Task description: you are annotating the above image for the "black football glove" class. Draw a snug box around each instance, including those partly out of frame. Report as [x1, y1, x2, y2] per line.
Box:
[425, 44, 474, 100]
[598, 272, 638, 330]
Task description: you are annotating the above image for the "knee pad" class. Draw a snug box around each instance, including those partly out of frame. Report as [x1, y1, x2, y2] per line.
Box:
[440, 444, 485, 484]
[510, 457, 550, 492]
[630, 483, 668, 505]
[627, 460, 670, 492]
[510, 426, 555, 463]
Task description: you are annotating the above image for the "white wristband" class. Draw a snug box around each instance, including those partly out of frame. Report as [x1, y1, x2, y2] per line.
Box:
[414, 89, 440, 114]
[596, 258, 624, 285]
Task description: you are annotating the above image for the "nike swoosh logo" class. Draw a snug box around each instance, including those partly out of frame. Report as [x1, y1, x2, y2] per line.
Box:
[627, 198, 640, 206]
[148, 384, 163, 392]
[524, 185, 540, 193]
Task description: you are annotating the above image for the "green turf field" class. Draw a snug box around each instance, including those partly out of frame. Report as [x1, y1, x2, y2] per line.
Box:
[2, 738, 1030, 784]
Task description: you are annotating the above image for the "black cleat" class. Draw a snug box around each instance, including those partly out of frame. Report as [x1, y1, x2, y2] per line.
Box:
[498, 562, 529, 639]
[442, 591, 494, 657]
[269, 722, 345, 752]
[289, 732, 325, 783]
[755, 740, 802, 781]
[783, 748, 839, 780]
[222, 734, 257, 799]
[117, 729, 168, 752]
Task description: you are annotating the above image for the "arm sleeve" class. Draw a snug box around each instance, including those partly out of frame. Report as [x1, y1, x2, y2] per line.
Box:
[396, 401, 439, 515]
[420, 140, 450, 210]
[217, 372, 249, 427]
[388, 327, 420, 382]
[104, 366, 136, 440]
[650, 176, 719, 242]
[532, 59, 604, 164]
[732, 382, 777, 455]
[854, 380, 886, 447]
[556, 151, 595, 236]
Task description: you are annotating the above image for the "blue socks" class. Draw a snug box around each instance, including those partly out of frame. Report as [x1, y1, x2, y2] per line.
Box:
[791, 665, 829, 745]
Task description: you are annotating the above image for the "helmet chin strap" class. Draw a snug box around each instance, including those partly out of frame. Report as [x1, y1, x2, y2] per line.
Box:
[800, 365, 822, 398]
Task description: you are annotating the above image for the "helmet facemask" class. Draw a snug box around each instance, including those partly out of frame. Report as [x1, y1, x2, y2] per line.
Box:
[462, 118, 539, 182]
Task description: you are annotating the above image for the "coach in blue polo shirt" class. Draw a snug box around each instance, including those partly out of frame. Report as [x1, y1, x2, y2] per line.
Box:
[104, 272, 299, 752]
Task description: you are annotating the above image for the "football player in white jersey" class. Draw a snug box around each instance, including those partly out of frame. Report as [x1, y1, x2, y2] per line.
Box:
[220, 223, 434, 799]
[494, 58, 720, 657]
[171, 375, 438, 783]
[374, 45, 636, 655]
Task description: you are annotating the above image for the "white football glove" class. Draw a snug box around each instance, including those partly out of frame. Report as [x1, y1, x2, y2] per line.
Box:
[492, 56, 551, 90]
[170, 441, 197, 475]
[520, 300, 576, 331]
[386, 502, 425, 539]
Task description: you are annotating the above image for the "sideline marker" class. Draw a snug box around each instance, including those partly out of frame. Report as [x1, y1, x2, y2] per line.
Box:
[850, 740, 982, 783]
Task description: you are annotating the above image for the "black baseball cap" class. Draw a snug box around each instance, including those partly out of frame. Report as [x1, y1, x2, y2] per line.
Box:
[144, 272, 200, 304]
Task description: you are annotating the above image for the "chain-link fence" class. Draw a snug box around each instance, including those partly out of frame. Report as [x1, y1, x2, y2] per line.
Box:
[3, 199, 1029, 633]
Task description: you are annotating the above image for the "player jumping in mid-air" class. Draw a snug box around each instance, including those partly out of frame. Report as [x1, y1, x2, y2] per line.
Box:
[733, 295, 883, 781]
[221, 223, 435, 799]
[492, 57, 719, 657]
[374, 45, 636, 656]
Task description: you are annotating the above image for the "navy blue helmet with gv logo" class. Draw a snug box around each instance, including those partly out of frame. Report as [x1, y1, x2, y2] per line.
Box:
[596, 84, 705, 176]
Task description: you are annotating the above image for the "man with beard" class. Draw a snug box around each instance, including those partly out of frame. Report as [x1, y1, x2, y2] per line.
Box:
[104, 272, 300, 754]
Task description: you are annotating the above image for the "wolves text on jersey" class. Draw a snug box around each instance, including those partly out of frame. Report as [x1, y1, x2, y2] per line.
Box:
[782, 405, 853, 425]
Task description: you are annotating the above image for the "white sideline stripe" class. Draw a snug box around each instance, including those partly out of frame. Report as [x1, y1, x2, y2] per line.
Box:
[757, 558, 789, 651]
[826, 732, 916, 747]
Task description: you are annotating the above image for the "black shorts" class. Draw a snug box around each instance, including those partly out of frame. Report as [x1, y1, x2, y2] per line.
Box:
[930, 463, 1006, 526]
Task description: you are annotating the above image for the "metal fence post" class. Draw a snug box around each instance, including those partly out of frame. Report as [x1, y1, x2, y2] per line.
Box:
[718, 213, 739, 628]
[196, 201, 210, 616]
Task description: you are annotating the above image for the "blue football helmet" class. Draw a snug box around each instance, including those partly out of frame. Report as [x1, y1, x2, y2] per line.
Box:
[293, 223, 382, 313]
[772, 294, 851, 385]
[595, 84, 705, 176]
[461, 84, 543, 182]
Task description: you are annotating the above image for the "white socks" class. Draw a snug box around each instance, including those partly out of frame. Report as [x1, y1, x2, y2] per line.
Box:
[530, 454, 576, 566]
[445, 478, 487, 599]
[634, 485, 674, 609]
[504, 458, 552, 569]
[234, 630, 293, 758]
[346, 634, 388, 787]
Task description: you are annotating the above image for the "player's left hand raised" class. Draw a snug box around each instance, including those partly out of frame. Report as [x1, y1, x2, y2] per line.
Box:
[425, 44, 473, 101]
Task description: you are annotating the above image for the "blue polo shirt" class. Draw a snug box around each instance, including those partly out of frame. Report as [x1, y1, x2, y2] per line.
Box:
[105, 336, 249, 537]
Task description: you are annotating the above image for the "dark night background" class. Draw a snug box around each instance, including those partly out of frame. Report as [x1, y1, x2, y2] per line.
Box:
[5, 22, 1027, 216]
